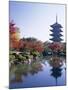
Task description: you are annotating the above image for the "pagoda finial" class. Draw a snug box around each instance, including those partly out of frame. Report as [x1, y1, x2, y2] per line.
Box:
[56, 14, 58, 23]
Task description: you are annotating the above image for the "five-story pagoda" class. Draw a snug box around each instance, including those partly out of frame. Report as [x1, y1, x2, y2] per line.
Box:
[50, 16, 63, 42]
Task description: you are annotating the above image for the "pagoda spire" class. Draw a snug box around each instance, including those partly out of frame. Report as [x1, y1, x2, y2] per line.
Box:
[56, 14, 58, 23]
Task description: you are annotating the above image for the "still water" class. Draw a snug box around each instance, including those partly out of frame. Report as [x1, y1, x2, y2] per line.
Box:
[9, 56, 66, 89]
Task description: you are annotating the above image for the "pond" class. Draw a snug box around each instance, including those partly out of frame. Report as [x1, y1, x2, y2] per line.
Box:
[9, 56, 66, 89]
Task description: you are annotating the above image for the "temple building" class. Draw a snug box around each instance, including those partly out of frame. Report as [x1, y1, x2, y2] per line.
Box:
[50, 16, 63, 42]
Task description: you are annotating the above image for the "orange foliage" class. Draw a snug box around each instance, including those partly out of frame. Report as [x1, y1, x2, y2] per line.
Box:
[9, 21, 20, 49]
[19, 39, 44, 52]
[9, 21, 44, 52]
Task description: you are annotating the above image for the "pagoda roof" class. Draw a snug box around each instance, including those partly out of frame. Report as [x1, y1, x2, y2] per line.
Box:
[50, 29, 63, 32]
[50, 34, 63, 36]
[50, 38, 63, 42]
[51, 68, 62, 78]
[50, 22, 63, 28]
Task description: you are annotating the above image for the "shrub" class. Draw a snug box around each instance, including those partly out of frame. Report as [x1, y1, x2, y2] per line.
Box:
[18, 54, 26, 61]
[9, 55, 15, 61]
[31, 50, 39, 57]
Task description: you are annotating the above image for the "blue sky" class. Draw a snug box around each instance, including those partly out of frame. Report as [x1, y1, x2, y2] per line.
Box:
[9, 1, 66, 42]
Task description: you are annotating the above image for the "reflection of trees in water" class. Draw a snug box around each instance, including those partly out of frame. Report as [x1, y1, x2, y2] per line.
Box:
[10, 64, 29, 83]
[49, 56, 63, 68]
[29, 61, 43, 75]
[10, 56, 66, 84]
[49, 56, 63, 86]
[10, 61, 43, 83]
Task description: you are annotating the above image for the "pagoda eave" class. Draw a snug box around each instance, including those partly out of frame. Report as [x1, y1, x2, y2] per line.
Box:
[50, 23, 63, 28]
[50, 30, 63, 32]
[50, 38, 63, 42]
[50, 34, 63, 36]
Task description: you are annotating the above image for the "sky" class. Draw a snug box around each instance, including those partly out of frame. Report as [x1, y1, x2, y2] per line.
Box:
[9, 1, 66, 42]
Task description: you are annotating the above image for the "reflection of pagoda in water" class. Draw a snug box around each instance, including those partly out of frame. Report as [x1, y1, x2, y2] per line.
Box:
[50, 56, 63, 85]
[50, 15, 63, 42]
[51, 67, 62, 86]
